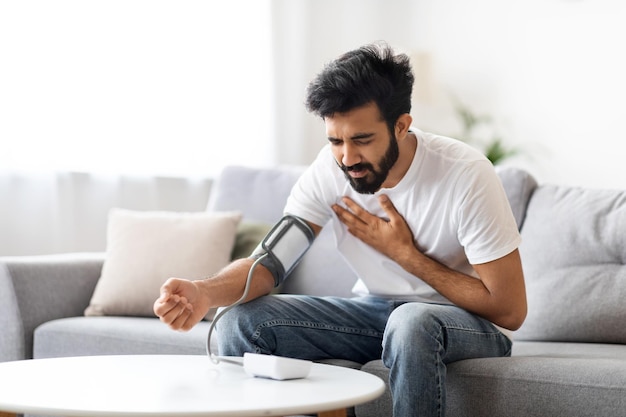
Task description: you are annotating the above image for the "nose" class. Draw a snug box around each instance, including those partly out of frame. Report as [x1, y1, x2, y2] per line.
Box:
[341, 142, 361, 168]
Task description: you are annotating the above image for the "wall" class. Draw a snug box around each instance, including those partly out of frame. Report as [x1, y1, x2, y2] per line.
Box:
[271, 0, 626, 189]
[0, 0, 273, 178]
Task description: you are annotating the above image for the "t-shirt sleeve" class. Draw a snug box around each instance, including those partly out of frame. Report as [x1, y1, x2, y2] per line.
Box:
[455, 161, 522, 265]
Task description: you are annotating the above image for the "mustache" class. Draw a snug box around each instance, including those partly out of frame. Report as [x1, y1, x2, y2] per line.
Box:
[340, 162, 374, 173]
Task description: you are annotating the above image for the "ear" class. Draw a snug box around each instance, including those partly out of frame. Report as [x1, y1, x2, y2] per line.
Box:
[394, 113, 413, 140]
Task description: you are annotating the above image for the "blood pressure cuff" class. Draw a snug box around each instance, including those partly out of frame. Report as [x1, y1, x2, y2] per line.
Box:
[250, 215, 315, 287]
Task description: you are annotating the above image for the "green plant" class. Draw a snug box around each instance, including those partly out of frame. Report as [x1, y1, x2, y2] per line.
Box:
[454, 101, 517, 165]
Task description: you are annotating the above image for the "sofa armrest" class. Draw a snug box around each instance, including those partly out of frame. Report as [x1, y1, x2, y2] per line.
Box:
[0, 253, 105, 362]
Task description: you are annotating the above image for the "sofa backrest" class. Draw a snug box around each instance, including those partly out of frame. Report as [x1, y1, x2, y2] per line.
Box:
[207, 165, 306, 223]
[494, 166, 538, 230]
[514, 183, 626, 343]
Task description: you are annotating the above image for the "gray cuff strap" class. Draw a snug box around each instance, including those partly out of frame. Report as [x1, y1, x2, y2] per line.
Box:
[250, 252, 285, 288]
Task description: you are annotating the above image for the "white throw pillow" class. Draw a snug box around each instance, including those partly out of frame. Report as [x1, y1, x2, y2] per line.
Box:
[85, 208, 242, 318]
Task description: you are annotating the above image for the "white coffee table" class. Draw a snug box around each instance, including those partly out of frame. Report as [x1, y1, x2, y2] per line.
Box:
[0, 355, 385, 417]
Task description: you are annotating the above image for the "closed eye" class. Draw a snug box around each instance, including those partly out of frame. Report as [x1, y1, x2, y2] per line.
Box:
[352, 133, 374, 140]
[351, 133, 375, 145]
[328, 133, 375, 146]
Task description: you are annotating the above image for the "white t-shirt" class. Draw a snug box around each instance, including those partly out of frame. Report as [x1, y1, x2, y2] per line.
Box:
[284, 129, 521, 305]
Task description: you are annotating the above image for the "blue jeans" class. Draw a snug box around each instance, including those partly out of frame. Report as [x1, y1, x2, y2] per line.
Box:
[217, 294, 512, 417]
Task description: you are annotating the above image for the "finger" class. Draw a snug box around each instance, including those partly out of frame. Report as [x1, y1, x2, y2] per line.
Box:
[378, 195, 401, 223]
[153, 295, 177, 317]
[341, 197, 367, 217]
[335, 208, 366, 235]
[169, 304, 194, 331]
[155, 278, 187, 310]
[332, 204, 357, 225]
[338, 198, 371, 225]
[157, 299, 189, 325]
[160, 277, 182, 298]
[155, 284, 176, 312]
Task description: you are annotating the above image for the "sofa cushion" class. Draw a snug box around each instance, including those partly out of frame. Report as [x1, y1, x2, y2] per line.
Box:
[512, 340, 626, 360]
[231, 221, 273, 260]
[34, 317, 212, 358]
[516, 184, 626, 343]
[85, 209, 241, 318]
[446, 355, 626, 417]
[357, 345, 626, 417]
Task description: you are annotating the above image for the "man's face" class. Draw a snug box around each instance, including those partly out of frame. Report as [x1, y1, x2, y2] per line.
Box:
[325, 102, 399, 194]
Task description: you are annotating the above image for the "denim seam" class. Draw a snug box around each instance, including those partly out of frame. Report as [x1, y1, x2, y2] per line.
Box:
[250, 319, 383, 344]
[435, 326, 444, 417]
[443, 324, 504, 337]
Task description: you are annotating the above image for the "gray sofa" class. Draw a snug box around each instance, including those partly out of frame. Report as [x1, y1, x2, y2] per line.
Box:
[2, 165, 625, 417]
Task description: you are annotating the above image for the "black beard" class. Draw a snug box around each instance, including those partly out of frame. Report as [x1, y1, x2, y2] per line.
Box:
[340, 135, 400, 194]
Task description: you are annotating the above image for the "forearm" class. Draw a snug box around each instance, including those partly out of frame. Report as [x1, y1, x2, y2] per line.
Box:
[394, 247, 525, 330]
[396, 249, 490, 311]
[197, 258, 275, 308]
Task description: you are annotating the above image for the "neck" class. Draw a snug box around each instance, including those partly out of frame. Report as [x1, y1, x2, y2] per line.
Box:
[381, 132, 417, 189]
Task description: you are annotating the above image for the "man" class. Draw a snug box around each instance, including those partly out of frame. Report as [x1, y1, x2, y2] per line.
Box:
[154, 42, 527, 417]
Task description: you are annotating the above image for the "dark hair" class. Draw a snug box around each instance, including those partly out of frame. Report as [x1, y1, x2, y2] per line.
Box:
[305, 42, 414, 131]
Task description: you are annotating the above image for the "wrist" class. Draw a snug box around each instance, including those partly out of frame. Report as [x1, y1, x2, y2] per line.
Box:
[394, 245, 430, 275]
[192, 278, 213, 304]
